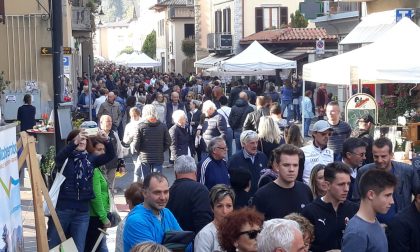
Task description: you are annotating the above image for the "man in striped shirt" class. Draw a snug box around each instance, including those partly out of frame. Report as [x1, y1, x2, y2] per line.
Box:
[326, 101, 352, 161]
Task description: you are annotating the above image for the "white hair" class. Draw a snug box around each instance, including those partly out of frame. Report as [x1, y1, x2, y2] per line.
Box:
[172, 110, 186, 125]
[257, 219, 302, 252]
[202, 100, 216, 114]
[142, 104, 157, 120]
[174, 155, 196, 174]
[240, 130, 258, 146]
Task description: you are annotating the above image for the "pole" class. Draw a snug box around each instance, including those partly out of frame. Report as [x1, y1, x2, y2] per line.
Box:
[88, 55, 92, 121]
[52, 0, 64, 153]
[302, 80, 306, 137]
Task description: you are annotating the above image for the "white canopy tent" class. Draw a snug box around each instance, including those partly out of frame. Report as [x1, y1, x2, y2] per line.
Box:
[114, 53, 131, 65]
[218, 40, 296, 74]
[303, 17, 420, 85]
[124, 52, 161, 68]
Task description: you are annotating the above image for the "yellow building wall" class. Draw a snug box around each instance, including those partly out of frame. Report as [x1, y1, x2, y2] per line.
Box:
[366, 0, 420, 14]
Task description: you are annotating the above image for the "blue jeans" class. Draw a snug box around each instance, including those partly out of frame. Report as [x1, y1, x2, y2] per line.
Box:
[226, 127, 233, 158]
[47, 208, 90, 252]
[137, 162, 163, 181]
[304, 118, 312, 137]
[234, 129, 242, 152]
[281, 100, 293, 123]
[293, 97, 302, 121]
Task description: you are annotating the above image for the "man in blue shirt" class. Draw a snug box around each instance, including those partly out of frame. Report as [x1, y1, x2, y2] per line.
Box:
[123, 173, 182, 252]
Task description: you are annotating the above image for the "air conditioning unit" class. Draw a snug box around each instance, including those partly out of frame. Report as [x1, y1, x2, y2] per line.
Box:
[186, 0, 193, 6]
[207, 33, 232, 52]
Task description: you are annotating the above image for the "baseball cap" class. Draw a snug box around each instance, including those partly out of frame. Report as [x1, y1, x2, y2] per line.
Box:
[311, 120, 333, 133]
[358, 114, 375, 124]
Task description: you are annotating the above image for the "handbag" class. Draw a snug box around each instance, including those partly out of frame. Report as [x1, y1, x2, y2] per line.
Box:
[162, 231, 195, 250]
[107, 190, 121, 228]
[43, 159, 68, 217]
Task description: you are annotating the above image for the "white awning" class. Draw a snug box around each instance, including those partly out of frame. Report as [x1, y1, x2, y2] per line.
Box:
[340, 10, 396, 45]
[194, 54, 231, 69]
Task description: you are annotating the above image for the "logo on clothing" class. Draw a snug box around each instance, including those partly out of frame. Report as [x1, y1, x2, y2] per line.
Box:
[317, 218, 326, 226]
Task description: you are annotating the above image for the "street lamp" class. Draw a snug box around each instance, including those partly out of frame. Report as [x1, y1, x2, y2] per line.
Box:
[99, 6, 105, 16]
[98, 18, 103, 25]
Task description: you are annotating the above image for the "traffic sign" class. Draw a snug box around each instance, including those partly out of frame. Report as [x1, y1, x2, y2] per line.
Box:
[396, 9, 412, 23]
[63, 56, 70, 66]
[40, 47, 72, 55]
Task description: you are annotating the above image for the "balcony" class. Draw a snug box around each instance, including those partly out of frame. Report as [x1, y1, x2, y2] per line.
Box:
[72, 7, 92, 31]
[207, 33, 233, 53]
[168, 6, 194, 20]
[323, 1, 360, 15]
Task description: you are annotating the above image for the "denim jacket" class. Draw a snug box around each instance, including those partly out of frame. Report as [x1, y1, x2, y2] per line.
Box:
[353, 161, 420, 212]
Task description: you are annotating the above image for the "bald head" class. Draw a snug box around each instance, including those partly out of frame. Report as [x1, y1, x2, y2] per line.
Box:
[239, 91, 248, 101]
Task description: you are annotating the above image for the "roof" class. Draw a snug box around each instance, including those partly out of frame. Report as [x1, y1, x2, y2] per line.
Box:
[274, 47, 313, 61]
[340, 10, 396, 45]
[240, 27, 337, 44]
[194, 54, 232, 69]
[98, 20, 129, 28]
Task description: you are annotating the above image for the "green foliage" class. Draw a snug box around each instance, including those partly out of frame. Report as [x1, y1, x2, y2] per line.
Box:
[181, 39, 195, 58]
[0, 71, 11, 94]
[378, 85, 416, 125]
[290, 10, 308, 28]
[142, 30, 156, 59]
[40, 146, 56, 175]
[119, 46, 134, 55]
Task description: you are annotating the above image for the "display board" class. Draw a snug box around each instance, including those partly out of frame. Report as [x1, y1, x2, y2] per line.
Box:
[57, 103, 73, 140]
[0, 124, 23, 251]
[345, 93, 378, 130]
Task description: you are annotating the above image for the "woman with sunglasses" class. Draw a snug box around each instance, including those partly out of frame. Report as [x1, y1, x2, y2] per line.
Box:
[218, 207, 264, 252]
[194, 184, 235, 252]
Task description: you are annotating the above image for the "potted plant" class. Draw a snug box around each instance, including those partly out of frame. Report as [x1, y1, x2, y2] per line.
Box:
[40, 146, 56, 188]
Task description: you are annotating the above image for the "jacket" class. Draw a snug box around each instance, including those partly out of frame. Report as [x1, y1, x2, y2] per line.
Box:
[228, 86, 245, 107]
[97, 100, 122, 127]
[123, 204, 182, 252]
[316, 88, 328, 107]
[302, 198, 359, 252]
[201, 112, 227, 150]
[169, 124, 194, 160]
[281, 86, 293, 101]
[301, 143, 334, 184]
[229, 99, 254, 130]
[166, 102, 186, 129]
[105, 130, 123, 170]
[134, 119, 171, 164]
[77, 92, 96, 113]
[353, 161, 420, 212]
[302, 96, 314, 119]
[198, 156, 231, 190]
[152, 100, 167, 124]
[17, 104, 36, 132]
[242, 107, 270, 132]
[387, 202, 420, 252]
[55, 141, 115, 211]
[228, 150, 268, 195]
[352, 129, 374, 165]
[166, 178, 213, 234]
[90, 167, 110, 224]
[187, 109, 201, 137]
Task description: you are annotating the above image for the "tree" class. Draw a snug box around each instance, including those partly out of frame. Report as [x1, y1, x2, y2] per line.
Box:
[290, 10, 308, 28]
[119, 46, 134, 55]
[142, 30, 156, 59]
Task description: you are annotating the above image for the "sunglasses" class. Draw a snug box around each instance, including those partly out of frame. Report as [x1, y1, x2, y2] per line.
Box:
[239, 229, 261, 240]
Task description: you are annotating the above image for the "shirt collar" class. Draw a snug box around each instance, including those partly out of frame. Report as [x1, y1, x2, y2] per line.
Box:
[243, 149, 256, 163]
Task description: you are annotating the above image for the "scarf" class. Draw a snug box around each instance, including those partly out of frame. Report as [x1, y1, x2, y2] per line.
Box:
[72, 150, 93, 189]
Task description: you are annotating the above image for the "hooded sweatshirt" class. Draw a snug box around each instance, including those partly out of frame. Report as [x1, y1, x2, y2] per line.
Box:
[301, 197, 358, 252]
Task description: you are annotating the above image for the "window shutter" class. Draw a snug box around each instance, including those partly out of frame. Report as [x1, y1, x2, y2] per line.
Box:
[227, 8, 231, 33]
[255, 7, 263, 33]
[223, 9, 227, 33]
[280, 7, 288, 26]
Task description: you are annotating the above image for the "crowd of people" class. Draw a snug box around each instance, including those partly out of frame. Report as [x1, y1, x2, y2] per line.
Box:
[45, 63, 420, 252]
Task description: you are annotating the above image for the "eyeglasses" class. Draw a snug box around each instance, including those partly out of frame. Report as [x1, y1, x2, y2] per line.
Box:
[349, 152, 366, 158]
[239, 229, 262, 240]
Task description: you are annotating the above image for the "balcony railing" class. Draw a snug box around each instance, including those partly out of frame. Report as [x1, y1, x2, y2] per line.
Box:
[324, 1, 359, 15]
[168, 6, 194, 19]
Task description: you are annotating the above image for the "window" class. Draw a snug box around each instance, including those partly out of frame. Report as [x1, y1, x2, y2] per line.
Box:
[158, 19, 165, 36]
[255, 6, 288, 33]
[223, 8, 231, 33]
[184, 23, 194, 39]
[215, 10, 222, 33]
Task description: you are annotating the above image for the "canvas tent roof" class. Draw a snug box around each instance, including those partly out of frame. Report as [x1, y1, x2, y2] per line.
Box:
[303, 17, 420, 85]
[220, 41, 296, 72]
[125, 52, 161, 68]
[194, 54, 232, 69]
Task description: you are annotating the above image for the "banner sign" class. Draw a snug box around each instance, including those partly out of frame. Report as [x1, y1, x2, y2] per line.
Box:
[0, 125, 23, 251]
[345, 93, 378, 130]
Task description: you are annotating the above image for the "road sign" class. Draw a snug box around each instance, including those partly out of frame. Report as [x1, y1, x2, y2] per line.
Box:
[396, 9, 412, 22]
[40, 47, 72, 55]
[63, 56, 71, 74]
[63, 56, 70, 66]
[315, 39, 325, 55]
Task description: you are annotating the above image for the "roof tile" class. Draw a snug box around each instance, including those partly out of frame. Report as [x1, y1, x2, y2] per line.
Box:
[241, 27, 337, 43]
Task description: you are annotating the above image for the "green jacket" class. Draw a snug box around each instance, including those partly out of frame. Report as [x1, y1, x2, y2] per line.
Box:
[90, 167, 110, 224]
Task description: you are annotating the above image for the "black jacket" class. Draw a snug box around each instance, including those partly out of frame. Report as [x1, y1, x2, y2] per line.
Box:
[17, 104, 36, 132]
[229, 99, 254, 130]
[134, 119, 170, 164]
[357, 130, 374, 165]
[301, 197, 359, 252]
[166, 102, 186, 129]
[228, 86, 244, 107]
[166, 178, 213, 234]
[169, 125, 194, 160]
[187, 109, 202, 137]
[242, 107, 269, 132]
[387, 202, 420, 252]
